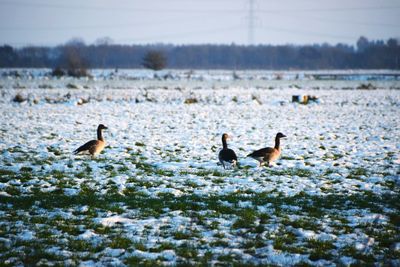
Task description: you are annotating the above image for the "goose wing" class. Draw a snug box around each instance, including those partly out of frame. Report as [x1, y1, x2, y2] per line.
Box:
[219, 148, 237, 162]
[73, 140, 98, 154]
[247, 147, 274, 158]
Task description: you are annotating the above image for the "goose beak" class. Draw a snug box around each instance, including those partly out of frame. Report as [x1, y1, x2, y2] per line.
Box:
[281, 134, 287, 138]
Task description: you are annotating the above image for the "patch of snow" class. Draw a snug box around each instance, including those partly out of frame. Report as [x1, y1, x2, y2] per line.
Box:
[18, 230, 35, 241]
[96, 216, 134, 226]
[340, 256, 357, 266]
[78, 230, 98, 240]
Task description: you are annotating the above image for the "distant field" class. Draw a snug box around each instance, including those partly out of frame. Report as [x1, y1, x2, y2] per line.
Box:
[0, 70, 399, 266]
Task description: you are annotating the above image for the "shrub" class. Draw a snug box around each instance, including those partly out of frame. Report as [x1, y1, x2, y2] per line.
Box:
[13, 93, 26, 103]
[51, 67, 66, 77]
[142, 50, 167, 71]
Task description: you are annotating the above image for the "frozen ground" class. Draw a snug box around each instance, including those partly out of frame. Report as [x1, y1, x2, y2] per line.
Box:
[0, 69, 399, 266]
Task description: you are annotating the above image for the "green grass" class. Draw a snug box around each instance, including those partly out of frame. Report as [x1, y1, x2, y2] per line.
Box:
[187, 169, 225, 177]
[47, 146, 62, 155]
[149, 242, 174, 252]
[0, 169, 15, 176]
[1, 189, 398, 218]
[173, 231, 193, 240]
[273, 230, 298, 251]
[347, 167, 369, 179]
[175, 243, 198, 259]
[0, 159, 399, 266]
[306, 238, 335, 261]
[5, 185, 21, 196]
[264, 168, 314, 178]
[109, 236, 132, 249]
[232, 208, 257, 229]
[283, 217, 322, 232]
[340, 245, 376, 264]
[132, 242, 147, 251]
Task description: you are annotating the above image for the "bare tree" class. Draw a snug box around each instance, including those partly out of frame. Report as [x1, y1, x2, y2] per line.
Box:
[95, 37, 114, 46]
[56, 38, 89, 77]
[142, 50, 167, 70]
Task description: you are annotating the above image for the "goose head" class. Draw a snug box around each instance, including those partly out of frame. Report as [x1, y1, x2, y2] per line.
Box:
[222, 133, 230, 141]
[98, 124, 108, 130]
[276, 132, 286, 139]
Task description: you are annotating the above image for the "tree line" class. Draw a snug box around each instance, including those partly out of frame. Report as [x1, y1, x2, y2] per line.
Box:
[0, 37, 399, 70]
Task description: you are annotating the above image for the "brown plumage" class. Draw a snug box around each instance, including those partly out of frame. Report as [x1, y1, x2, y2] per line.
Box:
[74, 124, 108, 157]
[247, 132, 286, 167]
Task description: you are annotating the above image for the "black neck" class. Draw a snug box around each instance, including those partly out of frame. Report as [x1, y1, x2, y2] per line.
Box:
[274, 137, 280, 149]
[222, 137, 228, 149]
[97, 128, 104, 141]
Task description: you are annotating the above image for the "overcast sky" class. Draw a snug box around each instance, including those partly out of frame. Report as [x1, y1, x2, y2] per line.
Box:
[0, 0, 399, 47]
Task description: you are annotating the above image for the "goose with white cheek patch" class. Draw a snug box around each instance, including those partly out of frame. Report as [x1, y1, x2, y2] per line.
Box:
[218, 133, 238, 169]
[247, 132, 286, 167]
[74, 124, 108, 158]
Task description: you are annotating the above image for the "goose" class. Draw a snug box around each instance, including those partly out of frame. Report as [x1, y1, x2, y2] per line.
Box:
[218, 133, 238, 169]
[247, 132, 286, 167]
[74, 124, 108, 158]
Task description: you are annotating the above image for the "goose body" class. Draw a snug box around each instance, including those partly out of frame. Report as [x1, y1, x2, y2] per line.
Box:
[247, 132, 286, 167]
[74, 124, 108, 157]
[218, 133, 238, 169]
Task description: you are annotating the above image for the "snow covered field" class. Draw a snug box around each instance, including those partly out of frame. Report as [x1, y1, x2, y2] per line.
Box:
[0, 69, 399, 266]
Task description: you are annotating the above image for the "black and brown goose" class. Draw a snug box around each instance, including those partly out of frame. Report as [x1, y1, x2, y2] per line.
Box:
[247, 132, 286, 167]
[74, 124, 108, 158]
[218, 133, 238, 169]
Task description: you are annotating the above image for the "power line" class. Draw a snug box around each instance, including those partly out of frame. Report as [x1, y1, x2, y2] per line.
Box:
[0, 0, 240, 12]
[1, 0, 398, 45]
[1, 0, 400, 13]
[258, 25, 357, 42]
[0, 24, 246, 45]
[0, 13, 210, 31]
[116, 24, 244, 43]
[290, 14, 400, 28]
[0, 10, 396, 32]
[256, 6, 400, 13]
